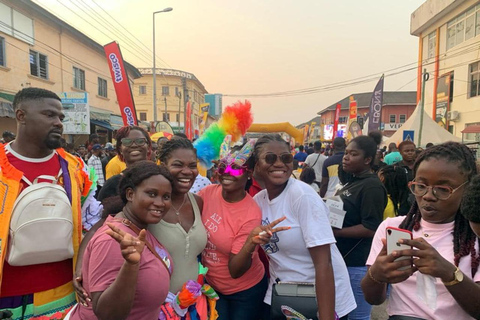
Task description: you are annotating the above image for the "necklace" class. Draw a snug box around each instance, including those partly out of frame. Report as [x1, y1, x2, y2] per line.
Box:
[171, 194, 187, 216]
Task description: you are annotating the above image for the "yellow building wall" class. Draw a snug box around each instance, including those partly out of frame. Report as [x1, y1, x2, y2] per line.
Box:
[132, 72, 207, 130]
[0, 0, 139, 117]
[415, 0, 480, 139]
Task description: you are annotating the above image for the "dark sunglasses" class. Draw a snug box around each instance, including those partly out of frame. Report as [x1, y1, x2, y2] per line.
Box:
[263, 153, 294, 165]
[121, 138, 147, 147]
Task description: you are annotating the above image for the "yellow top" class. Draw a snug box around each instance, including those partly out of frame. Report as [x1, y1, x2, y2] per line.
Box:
[105, 155, 127, 179]
[383, 196, 396, 220]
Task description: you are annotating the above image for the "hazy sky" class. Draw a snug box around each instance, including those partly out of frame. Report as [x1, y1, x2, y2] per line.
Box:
[34, 0, 425, 125]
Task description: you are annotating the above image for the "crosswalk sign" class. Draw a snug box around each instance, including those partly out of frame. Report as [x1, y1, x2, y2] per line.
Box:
[403, 130, 414, 142]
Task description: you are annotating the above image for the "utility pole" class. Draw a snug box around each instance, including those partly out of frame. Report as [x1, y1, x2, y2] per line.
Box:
[177, 91, 182, 130]
[164, 97, 168, 122]
[182, 77, 187, 133]
[418, 68, 429, 147]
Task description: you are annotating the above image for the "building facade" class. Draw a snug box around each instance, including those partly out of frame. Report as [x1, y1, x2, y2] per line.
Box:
[0, 0, 141, 144]
[306, 91, 417, 140]
[205, 93, 223, 117]
[411, 0, 480, 140]
[133, 68, 208, 133]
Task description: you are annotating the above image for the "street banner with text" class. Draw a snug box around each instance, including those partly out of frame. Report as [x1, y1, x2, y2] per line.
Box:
[332, 103, 341, 139]
[367, 75, 384, 133]
[104, 41, 138, 126]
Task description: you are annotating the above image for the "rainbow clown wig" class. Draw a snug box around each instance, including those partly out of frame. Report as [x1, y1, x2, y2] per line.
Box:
[193, 100, 253, 168]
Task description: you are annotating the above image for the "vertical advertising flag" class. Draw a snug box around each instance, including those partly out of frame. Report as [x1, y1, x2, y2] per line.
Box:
[332, 103, 341, 139]
[104, 41, 138, 126]
[367, 75, 384, 133]
[308, 122, 316, 141]
[303, 124, 309, 143]
[198, 103, 210, 136]
[185, 101, 193, 139]
[347, 96, 357, 141]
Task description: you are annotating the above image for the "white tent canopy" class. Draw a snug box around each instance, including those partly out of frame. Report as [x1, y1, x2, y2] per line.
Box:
[384, 103, 460, 147]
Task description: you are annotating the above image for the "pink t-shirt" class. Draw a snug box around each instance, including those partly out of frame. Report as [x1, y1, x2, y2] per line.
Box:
[70, 216, 172, 320]
[367, 217, 480, 320]
[199, 184, 265, 295]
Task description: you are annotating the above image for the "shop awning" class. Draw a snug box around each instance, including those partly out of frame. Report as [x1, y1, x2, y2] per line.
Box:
[0, 92, 15, 118]
[110, 114, 124, 130]
[91, 119, 114, 131]
[461, 125, 480, 134]
[90, 106, 111, 122]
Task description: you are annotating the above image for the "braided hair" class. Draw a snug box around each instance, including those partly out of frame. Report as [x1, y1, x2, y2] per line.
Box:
[461, 174, 480, 223]
[379, 165, 410, 216]
[158, 137, 196, 164]
[399, 142, 480, 276]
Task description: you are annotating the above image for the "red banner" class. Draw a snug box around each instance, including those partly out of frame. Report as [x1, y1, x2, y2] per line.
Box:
[185, 101, 192, 139]
[349, 96, 357, 120]
[104, 41, 138, 126]
[332, 103, 341, 139]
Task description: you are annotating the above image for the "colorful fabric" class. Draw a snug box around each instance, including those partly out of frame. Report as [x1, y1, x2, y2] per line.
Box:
[194, 101, 253, 169]
[0, 282, 76, 320]
[1, 145, 73, 296]
[0, 145, 86, 297]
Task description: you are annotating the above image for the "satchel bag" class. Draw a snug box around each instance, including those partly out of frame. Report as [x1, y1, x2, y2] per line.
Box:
[270, 282, 318, 320]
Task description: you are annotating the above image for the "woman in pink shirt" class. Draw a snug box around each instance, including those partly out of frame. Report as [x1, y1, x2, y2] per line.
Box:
[362, 142, 480, 320]
[69, 161, 173, 320]
[199, 141, 287, 320]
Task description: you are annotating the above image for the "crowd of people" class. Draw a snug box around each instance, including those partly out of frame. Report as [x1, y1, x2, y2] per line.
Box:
[0, 87, 479, 320]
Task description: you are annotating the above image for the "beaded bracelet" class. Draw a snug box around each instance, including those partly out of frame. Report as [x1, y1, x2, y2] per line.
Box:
[368, 267, 385, 284]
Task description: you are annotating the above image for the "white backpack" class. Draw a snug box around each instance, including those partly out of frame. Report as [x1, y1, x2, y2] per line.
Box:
[7, 170, 74, 266]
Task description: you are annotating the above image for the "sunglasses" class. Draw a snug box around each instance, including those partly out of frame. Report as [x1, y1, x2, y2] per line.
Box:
[217, 163, 248, 176]
[121, 138, 147, 147]
[262, 153, 294, 165]
[408, 180, 468, 200]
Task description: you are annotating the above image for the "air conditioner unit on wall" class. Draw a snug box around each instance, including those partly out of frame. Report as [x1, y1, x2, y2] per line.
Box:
[447, 111, 460, 122]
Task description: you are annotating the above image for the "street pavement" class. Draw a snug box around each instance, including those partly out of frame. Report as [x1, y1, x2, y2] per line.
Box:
[371, 302, 388, 320]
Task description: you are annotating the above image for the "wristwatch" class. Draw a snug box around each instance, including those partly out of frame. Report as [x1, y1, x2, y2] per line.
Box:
[442, 267, 464, 286]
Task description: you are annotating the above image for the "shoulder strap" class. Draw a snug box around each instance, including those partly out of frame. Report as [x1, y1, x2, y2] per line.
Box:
[112, 218, 171, 275]
[311, 154, 321, 167]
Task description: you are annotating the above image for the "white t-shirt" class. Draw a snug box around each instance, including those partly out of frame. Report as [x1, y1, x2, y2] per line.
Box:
[305, 153, 327, 183]
[254, 178, 356, 318]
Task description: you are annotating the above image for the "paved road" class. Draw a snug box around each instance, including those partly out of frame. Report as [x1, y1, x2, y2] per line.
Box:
[371, 302, 388, 320]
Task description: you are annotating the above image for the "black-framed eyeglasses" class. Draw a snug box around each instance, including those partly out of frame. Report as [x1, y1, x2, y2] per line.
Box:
[121, 138, 147, 147]
[408, 180, 469, 200]
[262, 153, 294, 165]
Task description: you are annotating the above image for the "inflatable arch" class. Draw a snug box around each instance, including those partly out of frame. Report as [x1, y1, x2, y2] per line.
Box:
[247, 122, 304, 143]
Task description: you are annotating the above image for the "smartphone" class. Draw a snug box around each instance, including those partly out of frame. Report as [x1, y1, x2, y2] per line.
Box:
[386, 227, 413, 271]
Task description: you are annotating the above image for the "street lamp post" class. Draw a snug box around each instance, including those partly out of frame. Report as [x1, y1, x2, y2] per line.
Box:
[152, 7, 173, 123]
[177, 91, 182, 129]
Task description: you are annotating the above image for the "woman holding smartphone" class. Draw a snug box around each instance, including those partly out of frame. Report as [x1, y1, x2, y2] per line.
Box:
[362, 142, 480, 320]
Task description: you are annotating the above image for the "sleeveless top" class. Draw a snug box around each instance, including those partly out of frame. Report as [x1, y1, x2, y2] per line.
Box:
[148, 193, 208, 293]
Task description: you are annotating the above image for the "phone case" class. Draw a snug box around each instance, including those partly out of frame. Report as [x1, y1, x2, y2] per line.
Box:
[386, 227, 413, 271]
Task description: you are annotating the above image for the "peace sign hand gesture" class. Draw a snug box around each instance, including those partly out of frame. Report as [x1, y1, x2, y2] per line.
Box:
[249, 216, 291, 245]
[105, 222, 146, 265]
